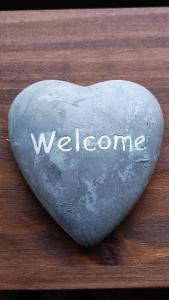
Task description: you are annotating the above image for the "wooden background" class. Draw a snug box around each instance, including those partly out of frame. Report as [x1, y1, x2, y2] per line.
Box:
[0, 7, 169, 289]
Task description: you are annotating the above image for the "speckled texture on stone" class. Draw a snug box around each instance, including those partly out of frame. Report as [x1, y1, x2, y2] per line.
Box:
[8, 80, 164, 247]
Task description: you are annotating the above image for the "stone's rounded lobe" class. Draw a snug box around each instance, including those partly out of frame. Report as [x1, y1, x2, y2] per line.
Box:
[8, 80, 164, 247]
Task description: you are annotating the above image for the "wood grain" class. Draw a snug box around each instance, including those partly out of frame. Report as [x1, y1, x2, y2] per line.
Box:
[0, 7, 169, 289]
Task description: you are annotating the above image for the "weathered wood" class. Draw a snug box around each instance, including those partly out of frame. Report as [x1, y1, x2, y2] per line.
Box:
[0, 7, 169, 289]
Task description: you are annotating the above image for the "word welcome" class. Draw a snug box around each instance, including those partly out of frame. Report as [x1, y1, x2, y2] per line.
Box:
[30, 128, 146, 155]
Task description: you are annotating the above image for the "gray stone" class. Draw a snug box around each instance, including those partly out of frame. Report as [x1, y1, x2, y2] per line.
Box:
[8, 80, 164, 247]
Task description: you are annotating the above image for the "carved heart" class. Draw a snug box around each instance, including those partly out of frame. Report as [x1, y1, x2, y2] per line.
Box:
[8, 80, 164, 247]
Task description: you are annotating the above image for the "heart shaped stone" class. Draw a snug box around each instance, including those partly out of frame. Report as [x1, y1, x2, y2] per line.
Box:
[8, 80, 164, 247]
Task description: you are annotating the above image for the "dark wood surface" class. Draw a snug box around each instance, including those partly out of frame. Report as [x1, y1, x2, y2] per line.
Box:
[0, 7, 169, 290]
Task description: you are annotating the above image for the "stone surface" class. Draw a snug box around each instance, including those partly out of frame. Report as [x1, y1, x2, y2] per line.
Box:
[8, 80, 164, 247]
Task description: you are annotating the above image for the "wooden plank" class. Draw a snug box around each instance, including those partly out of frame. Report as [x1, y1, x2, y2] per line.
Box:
[0, 7, 169, 289]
